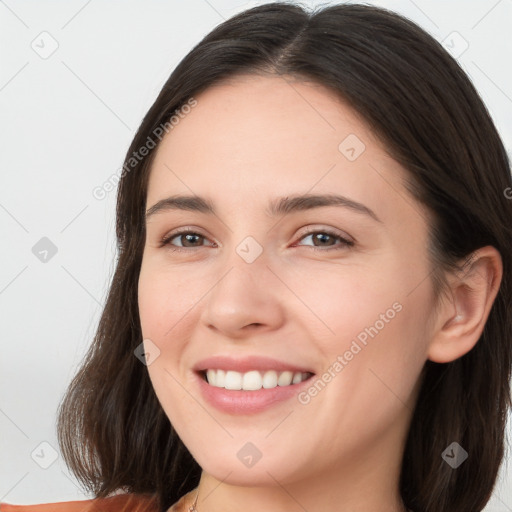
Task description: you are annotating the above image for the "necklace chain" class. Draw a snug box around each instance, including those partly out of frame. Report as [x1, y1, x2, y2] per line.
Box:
[187, 489, 199, 512]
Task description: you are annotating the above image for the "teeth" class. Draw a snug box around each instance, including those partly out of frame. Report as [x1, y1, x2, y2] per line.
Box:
[262, 370, 278, 388]
[216, 369, 226, 387]
[206, 369, 217, 387]
[204, 369, 311, 390]
[292, 372, 303, 384]
[277, 370, 293, 386]
[243, 370, 263, 390]
[225, 370, 242, 390]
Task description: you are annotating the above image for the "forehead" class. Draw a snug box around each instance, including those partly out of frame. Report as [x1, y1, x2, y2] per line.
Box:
[146, 74, 415, 226]
[163, 73, 379, 156]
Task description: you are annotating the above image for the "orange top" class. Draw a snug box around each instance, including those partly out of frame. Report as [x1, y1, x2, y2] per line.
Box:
[0, 489, 196, 512]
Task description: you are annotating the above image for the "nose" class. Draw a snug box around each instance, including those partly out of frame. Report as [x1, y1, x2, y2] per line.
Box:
[200, 252, 286, 339]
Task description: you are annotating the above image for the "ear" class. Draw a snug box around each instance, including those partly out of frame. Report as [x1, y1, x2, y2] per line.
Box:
[427, 246, 503, 363]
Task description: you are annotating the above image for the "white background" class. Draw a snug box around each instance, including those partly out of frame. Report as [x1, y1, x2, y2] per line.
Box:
[1, 0, 511, 509]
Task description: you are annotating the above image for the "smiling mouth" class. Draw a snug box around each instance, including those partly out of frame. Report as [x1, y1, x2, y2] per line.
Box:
[199, 369, 315, 391]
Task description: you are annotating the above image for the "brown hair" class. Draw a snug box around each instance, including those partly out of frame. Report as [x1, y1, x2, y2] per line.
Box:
[57, 3, 512, 512]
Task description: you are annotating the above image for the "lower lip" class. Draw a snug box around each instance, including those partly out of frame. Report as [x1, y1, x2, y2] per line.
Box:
[195, 372, 314, 414]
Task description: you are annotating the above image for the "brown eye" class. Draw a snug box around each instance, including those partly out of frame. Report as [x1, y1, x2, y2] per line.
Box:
[159, 228, 354, 253]
[296, 230, 354, 251]
[173, 233, 204, 247]
[160, 230, 215, 251]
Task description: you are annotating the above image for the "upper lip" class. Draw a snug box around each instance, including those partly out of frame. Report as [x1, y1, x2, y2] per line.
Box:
[193, 355, 315, 374]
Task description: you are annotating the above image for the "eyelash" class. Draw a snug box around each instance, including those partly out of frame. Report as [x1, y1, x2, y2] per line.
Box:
[159, 227, 355, 253]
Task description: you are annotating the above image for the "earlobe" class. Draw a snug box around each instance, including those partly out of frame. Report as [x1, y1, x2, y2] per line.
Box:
[427, 246, 503, 364]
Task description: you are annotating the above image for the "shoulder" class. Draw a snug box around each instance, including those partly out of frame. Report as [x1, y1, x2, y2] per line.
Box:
[0, 492, 159, 512]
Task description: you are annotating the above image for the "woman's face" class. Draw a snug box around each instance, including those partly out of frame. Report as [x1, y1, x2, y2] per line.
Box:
[138, 74, 436, 487]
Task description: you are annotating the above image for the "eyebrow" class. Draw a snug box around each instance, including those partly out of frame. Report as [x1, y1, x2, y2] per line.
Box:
[145, 193, 382, 223]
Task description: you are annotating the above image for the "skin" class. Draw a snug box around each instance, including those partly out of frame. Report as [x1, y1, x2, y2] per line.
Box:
[137, 74, 502, 512]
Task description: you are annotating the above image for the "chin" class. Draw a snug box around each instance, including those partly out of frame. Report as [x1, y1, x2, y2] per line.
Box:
[194, 444, 310, 486]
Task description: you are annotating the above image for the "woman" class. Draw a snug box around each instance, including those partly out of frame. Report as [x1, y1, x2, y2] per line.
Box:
[3, 2, 511, 512]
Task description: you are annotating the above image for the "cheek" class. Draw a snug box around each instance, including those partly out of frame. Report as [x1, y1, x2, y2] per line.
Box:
[137, 264, 200, 422]
[137, 262, 203, 338]
[323, 281, 432, 425]
[298, 258, 432, 406]
[300, 302, 429, 463]
[285, 259, 403, 346]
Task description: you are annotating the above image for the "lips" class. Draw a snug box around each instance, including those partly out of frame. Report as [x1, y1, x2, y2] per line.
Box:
[192, 355, 316, 413]
[193, 354, 315, 375]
